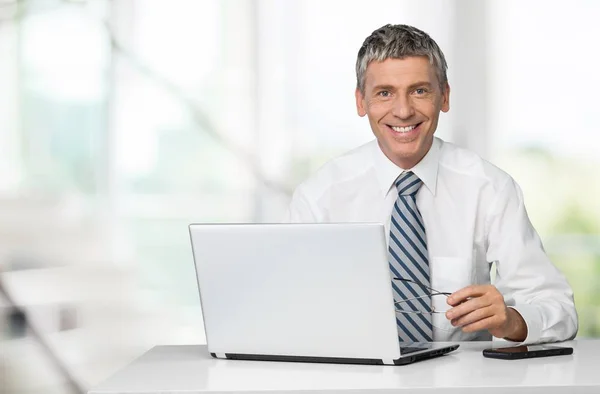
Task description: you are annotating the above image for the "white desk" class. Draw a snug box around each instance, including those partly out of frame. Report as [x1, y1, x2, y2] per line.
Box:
[89, 340, 599, 393]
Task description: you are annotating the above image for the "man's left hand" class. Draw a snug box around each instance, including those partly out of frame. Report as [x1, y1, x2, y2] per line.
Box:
[445, 284, 527, 341]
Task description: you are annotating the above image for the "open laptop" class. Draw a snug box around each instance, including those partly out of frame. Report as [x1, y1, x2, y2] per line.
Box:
[189, 223, 458, 365]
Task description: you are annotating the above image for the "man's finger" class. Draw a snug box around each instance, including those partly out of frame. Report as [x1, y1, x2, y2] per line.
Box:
[447, 284, 492, 306]
[461, 315, 499, 333]
[451, 305, 495, 327]
[446, 296, 492, 321]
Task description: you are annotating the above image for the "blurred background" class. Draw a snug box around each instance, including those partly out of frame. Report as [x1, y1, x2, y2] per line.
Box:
[0, 0, 598, 392]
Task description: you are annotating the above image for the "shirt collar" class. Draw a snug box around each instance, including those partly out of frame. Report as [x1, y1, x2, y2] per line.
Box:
[372, 137, 441, 197]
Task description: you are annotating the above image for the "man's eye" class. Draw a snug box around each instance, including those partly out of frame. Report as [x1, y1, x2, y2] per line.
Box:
[415, 88, 426, 95]
[378, 90, 390, 97]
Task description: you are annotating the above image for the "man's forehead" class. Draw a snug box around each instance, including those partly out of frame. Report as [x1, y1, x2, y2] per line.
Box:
[365, 57, 438, 87]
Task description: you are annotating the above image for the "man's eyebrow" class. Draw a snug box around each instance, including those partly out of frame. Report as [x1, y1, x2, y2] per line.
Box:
[371, 82, 434, 91]
[371, 84, 396, 91]
[407, 81, 434, 89]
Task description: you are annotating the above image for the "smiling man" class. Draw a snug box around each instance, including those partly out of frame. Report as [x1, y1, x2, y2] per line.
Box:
[356, 55, 448, 170]
[285, 24, 578, 345]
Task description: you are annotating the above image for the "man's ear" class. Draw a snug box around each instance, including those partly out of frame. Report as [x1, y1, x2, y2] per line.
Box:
[441, 83, 450, 113]
[355, 88, 367, 117]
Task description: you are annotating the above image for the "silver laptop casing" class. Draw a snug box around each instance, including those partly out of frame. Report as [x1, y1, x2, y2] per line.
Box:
[189, 223, 456, 365]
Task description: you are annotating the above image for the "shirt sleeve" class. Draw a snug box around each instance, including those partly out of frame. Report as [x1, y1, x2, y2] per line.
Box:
[485, 177, 578, 345]
[282, 185, 321, 223]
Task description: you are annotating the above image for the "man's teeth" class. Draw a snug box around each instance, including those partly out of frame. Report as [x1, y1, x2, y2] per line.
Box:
[391, 125, 417, 133]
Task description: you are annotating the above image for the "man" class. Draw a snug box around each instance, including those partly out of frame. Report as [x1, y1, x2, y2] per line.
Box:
[285, 24, 577, 344]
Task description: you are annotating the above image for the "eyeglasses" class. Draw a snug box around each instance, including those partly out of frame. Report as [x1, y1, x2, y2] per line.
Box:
[391, 277, 456, 332]
[392, 277, 452, 314]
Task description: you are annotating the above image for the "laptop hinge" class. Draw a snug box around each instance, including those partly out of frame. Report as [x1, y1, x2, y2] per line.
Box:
[381, 358, 395, 365]
[216, 353, 226, 359]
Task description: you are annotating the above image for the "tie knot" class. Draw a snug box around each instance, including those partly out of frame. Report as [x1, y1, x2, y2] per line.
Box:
[395, 171, 423, 196]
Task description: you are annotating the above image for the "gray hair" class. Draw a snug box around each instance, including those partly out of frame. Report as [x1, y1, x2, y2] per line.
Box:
[356, 24, 448, 95]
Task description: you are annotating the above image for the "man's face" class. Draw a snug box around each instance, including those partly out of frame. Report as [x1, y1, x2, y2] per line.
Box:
[355, 56, 450, 169]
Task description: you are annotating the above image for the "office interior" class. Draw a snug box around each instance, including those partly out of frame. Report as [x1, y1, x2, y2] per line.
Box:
[1, 0, 599, 393]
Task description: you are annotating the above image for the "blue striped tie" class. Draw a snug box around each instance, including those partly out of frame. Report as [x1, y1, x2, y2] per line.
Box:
[388, 171, 433, 343]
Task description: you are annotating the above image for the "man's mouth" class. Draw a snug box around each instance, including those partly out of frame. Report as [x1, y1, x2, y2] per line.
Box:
[388, 123, 422, 133]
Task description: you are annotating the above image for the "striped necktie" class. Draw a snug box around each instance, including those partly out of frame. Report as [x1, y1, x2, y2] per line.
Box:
[388, 171, 433, 343]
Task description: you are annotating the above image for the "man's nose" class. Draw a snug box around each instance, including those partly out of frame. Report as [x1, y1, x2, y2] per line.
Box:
[391, 95, 416, 119]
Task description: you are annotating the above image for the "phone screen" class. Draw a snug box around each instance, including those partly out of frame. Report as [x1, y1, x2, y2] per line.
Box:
[483, 344, 573, 360]
[492, 345, 565, 353]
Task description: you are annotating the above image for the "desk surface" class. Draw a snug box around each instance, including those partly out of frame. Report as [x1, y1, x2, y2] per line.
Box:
[89, 340, 599, 394]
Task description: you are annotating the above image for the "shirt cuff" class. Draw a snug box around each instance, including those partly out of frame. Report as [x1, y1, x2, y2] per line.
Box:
[504, 304, 543, 346]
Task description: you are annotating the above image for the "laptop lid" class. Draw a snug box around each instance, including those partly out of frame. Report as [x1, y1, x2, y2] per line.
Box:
[189, 223, 402, 361]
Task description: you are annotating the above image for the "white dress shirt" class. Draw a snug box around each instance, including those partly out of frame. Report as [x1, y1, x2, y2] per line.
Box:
[284, 137, 578, 344]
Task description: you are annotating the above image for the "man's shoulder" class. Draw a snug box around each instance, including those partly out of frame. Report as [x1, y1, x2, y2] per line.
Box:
[438, 139, 512, 189]
[295, 140, 376, 197]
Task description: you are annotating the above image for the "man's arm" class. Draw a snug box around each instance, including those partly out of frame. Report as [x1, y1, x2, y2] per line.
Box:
[446, 177, 578, 344]
[283, 185, 321, 223]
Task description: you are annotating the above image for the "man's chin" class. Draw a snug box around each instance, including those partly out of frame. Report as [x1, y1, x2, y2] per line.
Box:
[377, 137, 428, 167]
[391, 143, 421, 158]
[387, 142, 430, 168]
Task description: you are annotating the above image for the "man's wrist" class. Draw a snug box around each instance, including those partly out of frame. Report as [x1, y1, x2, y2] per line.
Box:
[503, 307, 528, 342]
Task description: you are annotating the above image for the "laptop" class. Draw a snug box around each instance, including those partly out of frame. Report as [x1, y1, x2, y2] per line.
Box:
[189, 223, 458, 365]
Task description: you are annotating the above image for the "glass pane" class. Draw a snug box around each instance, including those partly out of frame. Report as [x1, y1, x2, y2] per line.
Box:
[20, 1, 109, 194]
[488, 0, 600, 336]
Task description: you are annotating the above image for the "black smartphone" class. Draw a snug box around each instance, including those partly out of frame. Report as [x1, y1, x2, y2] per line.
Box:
[482, 345, 573, 360]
